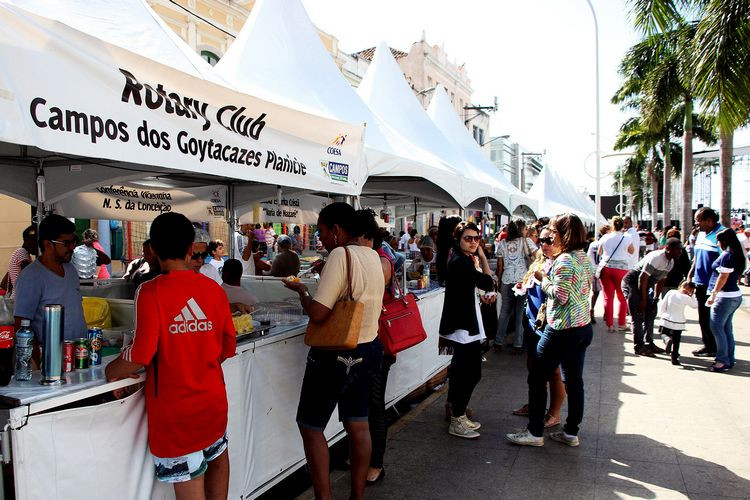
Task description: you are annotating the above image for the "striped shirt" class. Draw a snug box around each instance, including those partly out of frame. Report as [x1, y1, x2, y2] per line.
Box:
[541, 250, 594, 330]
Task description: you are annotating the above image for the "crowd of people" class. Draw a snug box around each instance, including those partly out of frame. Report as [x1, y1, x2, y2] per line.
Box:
[3, 204, 747, 500]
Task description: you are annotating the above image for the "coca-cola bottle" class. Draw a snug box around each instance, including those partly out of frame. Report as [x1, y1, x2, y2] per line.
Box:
[0, 289, 15, 385]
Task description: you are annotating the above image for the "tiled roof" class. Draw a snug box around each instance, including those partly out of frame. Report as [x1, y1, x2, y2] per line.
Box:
[353, 46, 408, 61]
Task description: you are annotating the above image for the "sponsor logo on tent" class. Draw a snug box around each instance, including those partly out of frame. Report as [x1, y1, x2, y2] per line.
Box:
[169, 298, 213, 334]
[331, 134, 347, 146]
[326, 147, 342, 156]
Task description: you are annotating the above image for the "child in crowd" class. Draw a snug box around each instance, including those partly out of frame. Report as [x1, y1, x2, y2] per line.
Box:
[657, 281, 698, 366]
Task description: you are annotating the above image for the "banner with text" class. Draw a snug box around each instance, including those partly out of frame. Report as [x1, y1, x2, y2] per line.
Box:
[54, 184, 226, 222]
[0, 5, 365, 198]
[237, 194, 330, 225]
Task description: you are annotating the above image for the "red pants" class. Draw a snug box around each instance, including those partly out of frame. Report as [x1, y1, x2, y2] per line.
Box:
[600, 266, 628, 328]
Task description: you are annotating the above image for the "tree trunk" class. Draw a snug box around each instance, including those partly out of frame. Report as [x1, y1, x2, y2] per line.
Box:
[650, 162, 659, 230]
[681, 98, 693, 231]
[718, 127, 733, 227]
[663, 139, 672, 229]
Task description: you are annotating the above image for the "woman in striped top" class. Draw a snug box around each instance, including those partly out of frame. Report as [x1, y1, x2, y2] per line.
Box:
[507, 213, 595, 448]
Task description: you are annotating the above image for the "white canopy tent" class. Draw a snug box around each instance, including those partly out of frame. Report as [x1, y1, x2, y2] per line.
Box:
[213, 0, 466, 208]
[356, 43, 489, 208]
[0, 0, 365, 219]
[527, 164, 601, 223]
[426, 87, 538, 216]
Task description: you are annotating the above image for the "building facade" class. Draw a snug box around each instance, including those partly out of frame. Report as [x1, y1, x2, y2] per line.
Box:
[484, 136, 544, 193]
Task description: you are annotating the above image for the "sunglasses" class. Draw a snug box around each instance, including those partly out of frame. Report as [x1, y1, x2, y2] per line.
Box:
[462, 235, 481, 243]
[538, 237, 554, 245]
[51, 239, 76, 248]
[191, 251, 209, 260]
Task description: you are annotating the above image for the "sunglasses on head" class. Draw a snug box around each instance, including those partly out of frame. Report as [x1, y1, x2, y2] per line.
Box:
[462, 235, 481, 243]
[191, 251, 209, 260]
[538, 236, 554, 245]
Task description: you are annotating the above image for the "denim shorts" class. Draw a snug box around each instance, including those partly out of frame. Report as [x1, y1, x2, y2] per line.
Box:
[152, 432, 228, 483]
[296, 338, 383, 431]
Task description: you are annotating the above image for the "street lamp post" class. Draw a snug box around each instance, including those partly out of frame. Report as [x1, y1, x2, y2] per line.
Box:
[585, 0, 601, 234]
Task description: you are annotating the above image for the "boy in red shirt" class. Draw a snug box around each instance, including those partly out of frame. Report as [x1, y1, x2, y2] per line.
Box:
[106, 212, 236, 499]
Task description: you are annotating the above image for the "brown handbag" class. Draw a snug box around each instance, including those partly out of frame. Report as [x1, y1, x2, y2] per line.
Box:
[304, 246, 364, 350]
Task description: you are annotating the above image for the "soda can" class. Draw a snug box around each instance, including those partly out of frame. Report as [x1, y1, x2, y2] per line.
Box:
[74, 338, 89, 370]
[87, 328, 103, 366]
[62, 341, 74, 373]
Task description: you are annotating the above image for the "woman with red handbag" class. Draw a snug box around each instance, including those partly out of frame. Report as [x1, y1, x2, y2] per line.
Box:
[352, 211, 394, 485]
[438, 221, 495, 439]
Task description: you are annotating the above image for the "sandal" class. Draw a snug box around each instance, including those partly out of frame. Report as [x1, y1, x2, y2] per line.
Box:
[512, 404, 529, 416]
[544, 413, 561, 428]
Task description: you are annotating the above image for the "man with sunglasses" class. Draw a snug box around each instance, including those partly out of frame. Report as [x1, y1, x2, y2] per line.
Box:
[191, 231, 222, 284]
[14, 214, 87, 342]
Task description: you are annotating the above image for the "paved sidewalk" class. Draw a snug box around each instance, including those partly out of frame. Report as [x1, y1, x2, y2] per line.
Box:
[310, 288, 750, 499]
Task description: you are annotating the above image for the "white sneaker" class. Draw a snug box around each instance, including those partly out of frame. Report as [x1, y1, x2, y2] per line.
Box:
[505, 429, 544, 447]
[548, 431, 580, 447]
[464, 415, 481, 431]
[448, 415, 480, 439]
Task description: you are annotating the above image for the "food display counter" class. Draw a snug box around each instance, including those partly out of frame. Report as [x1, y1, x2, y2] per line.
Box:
[0, 279, 449, 499]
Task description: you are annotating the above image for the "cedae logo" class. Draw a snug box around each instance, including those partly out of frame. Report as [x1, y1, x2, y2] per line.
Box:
[169, 297, 213, 334]
[331, 134, 347, 146]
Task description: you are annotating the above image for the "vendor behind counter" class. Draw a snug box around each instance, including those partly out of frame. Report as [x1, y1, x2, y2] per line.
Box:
[14, 214, 87, 342]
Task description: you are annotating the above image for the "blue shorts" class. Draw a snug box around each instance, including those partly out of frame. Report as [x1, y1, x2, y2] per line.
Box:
[296, 338, 383, 431]
[152, 433, 228, 483]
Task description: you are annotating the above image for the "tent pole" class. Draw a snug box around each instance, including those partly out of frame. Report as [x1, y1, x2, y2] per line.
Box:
[35, 163, 46, 224]
[226, 184, 235, 257]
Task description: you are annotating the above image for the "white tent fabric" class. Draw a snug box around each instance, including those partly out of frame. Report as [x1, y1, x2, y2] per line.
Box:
[213, 0, 464, 205]
[2, 0, 224, 84]
[0, 1, 366, 207]
[357, 43, 502, 208]
[527, 164, 600, 223]
[426, 87, 538, 215]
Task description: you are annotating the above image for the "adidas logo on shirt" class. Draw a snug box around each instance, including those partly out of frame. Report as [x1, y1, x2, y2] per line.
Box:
[169, 298, 214, 334]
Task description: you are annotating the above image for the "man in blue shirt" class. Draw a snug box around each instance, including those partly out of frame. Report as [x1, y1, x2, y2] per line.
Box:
[687, 207, 724, 356]
[14, 215, 87, 343]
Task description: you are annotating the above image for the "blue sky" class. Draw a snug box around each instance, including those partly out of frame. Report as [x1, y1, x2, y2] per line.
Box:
[302, 0, 750, 197]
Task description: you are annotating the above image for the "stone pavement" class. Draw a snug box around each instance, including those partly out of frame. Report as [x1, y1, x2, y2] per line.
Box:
[303, 288, 750, 499]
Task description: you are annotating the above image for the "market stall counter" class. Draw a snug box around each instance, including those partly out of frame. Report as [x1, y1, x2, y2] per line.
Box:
[0, 280, 448, 499]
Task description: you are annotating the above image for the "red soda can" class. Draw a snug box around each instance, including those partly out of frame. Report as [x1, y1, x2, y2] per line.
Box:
[63, 341, 74, 372]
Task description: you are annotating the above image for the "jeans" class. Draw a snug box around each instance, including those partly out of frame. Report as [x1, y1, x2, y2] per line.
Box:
[496, 283, 525, 348]
[600, 267, 628, 328]
[447, 340, 482, 417]
[660, 327, 682, 362]
[622, 280, 655, 347]
[527, 324, 593, 437]
[696, 284, 717, 353]
[710, 296, 742, 366]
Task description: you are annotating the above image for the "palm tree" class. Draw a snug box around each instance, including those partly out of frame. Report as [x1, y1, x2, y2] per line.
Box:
[612, 24, 697, 230]
[628, 0, 750, 226]
[613, 116, 665, 228]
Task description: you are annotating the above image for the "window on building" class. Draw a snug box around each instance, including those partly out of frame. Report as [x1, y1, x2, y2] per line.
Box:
[427, 76, 433, 88]
[201, 50, 220, 66]
[478, 128, 484, 145]
[451, 92, 455, 103]
[472, 125, 478, 141]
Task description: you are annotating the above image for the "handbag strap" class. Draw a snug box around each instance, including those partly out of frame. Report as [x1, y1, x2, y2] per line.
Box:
[602, 235, 625, 267]
[343, 245, 354, 301]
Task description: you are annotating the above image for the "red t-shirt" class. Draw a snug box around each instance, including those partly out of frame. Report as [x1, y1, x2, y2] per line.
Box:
[121, 270, 236, 458]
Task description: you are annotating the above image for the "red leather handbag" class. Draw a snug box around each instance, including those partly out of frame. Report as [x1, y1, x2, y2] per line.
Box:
[378, 274, 427, 356]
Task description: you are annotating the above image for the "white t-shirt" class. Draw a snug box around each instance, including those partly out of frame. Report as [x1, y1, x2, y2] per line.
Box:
[658, 289, 698, 330]
[599, 232, 634, 269]
[398, 233, 410, 251]
[222, 283, 258, 308]
[497, 237, 537, 284]
[738, 232, 749, 252]
[199, 263, 222, 284]
[626, 227, 640, 266]
[313, 245, 385, 344]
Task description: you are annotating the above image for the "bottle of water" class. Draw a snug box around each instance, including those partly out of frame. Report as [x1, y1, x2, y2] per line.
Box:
[15, 319, 34, 382]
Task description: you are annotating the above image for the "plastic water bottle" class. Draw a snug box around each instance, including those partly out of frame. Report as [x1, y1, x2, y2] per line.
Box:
[15, 319, 34, 382]
[0, 289, 14, 385]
